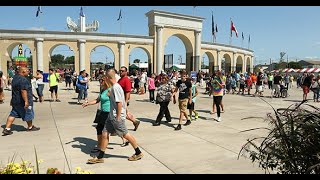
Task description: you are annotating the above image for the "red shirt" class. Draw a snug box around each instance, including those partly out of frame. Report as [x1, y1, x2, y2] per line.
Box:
[118, 76, 132, 93]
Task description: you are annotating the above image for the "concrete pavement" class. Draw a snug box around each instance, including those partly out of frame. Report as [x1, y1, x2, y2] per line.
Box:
[0, 81, 313, 174]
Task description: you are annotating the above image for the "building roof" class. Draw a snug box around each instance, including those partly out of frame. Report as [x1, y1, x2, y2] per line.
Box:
[299, 60, 320, 65]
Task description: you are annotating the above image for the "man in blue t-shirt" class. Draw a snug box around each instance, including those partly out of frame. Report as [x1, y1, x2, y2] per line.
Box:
[2, 67, 40, 136]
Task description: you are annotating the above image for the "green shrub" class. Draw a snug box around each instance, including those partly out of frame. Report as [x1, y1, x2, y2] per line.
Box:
[239, 100, 320, 174]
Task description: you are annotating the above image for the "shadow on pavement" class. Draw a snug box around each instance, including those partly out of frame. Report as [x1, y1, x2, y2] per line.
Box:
[137, 117, 176, 129]
[68, 102, 80, 105]
[1, 124, 26, 132]
[68, 137, 122, 156]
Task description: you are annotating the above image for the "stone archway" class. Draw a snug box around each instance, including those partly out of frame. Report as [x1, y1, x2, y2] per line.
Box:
[163, 33, 194, 73]
[49, 44, 75, 71]
[246, 57, 251, 72]
[129, 46, 152, 75]
[223, 54, 232, 74]
[202, 51, 214, 73]
[90, 45, 115, 75]
[236, 56, 243, 73]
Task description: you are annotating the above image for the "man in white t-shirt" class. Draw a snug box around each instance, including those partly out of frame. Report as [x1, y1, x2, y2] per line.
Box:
[86, 69, 143, 164]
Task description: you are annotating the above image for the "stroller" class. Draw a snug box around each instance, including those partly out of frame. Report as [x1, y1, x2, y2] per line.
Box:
[280, 84, 288, 98]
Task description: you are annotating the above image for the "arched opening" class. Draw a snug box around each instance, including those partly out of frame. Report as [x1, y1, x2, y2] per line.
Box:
[49, 45, 75, 74]
[236, 56, 243, 73]
[90, 45, 115, 79]
[129, 47, 150, 75]
[223, 54, 232, 74]
[246, 57, 251, 73]
[164, 34, 193, 73]
[201, 52, 213, 73]
[9, 43, 33, 73]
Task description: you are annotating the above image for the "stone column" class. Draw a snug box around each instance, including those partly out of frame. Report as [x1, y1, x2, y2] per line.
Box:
[232, 52, 237, 72]
[78, 39, 86, 72]
[243, 55, 247, 73]
[194, 30, 201, 71]
[216, 50, 221, 71]
[250, 57, 254, 73]
[118, 41, 125, 69]
[35, 38, 44, 71]
[156, 25, 163, 75]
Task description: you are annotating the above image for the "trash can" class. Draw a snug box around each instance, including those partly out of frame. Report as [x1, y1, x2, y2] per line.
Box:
[43, 73, 49, 83]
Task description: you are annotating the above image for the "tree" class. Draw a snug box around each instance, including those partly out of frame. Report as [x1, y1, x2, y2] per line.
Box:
[275, 62, 287, 70]
[288, 62, 302, 69]
[133, 59, 140, 63]
[65, 56, 75, 64]
[51, 54, 64, 64]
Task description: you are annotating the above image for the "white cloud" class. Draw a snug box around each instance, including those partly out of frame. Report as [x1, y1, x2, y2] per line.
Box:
[28, 27, 45, 31]
[304, 56, 318, 59]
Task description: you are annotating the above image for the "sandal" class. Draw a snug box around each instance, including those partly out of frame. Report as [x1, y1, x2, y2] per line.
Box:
[210, 111, 216, 114]
[121, 141, 130, 147]
[87, 157, 104, 164]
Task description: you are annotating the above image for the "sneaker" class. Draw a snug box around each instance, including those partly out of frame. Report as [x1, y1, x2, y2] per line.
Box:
[2, 129, 13, 136]
[133, 120, 140, 131]
[27, 126, 40, 132]
[128, 153, 143, 161]
[217, 117, 221, 122]
[87, 157, 104, 164]
[184, 120, 191, 126]
[55, 99, 61, 102]
[194, 112, 199, 120]
[174, 124, 182, 131]
[121, 141, 130, 147]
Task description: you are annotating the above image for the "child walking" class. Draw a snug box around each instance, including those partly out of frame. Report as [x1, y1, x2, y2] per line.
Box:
[188, 78, 199, 120]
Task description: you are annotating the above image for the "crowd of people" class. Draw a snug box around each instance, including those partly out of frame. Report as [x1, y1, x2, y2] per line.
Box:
[0, 65, 319, 165]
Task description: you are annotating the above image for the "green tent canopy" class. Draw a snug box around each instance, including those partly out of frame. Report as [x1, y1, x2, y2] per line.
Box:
[170, 65, 180, 71]
[129, 64, 139, 69]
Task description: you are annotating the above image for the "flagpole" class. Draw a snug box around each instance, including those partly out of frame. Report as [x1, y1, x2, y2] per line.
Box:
[120, 19, 122, 34]
[229, 18, 232, 46]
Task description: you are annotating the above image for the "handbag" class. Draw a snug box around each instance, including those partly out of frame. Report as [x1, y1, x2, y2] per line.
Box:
[93, 109, 104, 124]
[93, 93, 104, 124]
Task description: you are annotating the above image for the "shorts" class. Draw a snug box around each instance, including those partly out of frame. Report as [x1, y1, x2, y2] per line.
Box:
[187, 102, 195, 110]
[240, 84, 245, 89]
[36, 84, 44, 97]
[9, 106, 34, 121]
[103, 118, 128, 137]
[96, 112, 109, 135]
[256, 85, 263, 92]
[49, 85, 58, 94]
[302, 86, 310, 94]
[178, 98, 188, 113]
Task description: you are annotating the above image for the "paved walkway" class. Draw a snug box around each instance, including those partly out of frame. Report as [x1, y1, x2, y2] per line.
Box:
[0, 81, 313, 174]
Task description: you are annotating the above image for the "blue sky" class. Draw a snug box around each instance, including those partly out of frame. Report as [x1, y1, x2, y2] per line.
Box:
[1, 6, 320, 66]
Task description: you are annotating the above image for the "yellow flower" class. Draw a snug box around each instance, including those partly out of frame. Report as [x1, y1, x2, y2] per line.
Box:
[22, 160, 29, 164]
[14, 169, 22, 174]
[37, 159, 44, 163]
[27, 168, 33, 174]
[75, 167, 81, 171]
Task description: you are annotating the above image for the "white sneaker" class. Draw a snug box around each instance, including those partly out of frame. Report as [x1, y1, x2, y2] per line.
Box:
[217, 117, 221, 122]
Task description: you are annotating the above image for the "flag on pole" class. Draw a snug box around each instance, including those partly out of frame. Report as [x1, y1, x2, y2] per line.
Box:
[212, 13, 215, 37]
[249, 35, 251, 43]
[80, 7, 85, 17]
[117, 9, 122, 21]
[36, 6, 42, 17]
[230, 20, 238, 37]
[242, 32, 244, 40]
[215, 24, 218, 33]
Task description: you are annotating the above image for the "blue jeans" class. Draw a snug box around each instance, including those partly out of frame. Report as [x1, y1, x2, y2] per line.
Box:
[313, 88, 319, 101]
[36, 84, 44, 97]
[77, 86, 87, 101]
